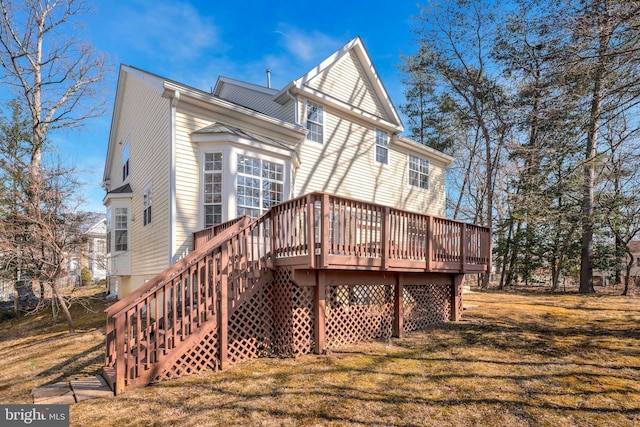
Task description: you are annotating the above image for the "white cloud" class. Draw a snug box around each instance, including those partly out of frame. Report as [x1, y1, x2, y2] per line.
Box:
[111, 0, 225, 62]
[275, 25, 343, 63]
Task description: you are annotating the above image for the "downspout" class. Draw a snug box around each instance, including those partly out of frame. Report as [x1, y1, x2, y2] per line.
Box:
[286, 89, 300, 198]
[169, 90, 180, 265]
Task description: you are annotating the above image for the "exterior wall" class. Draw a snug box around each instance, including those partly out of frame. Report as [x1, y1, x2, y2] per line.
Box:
[106, 72, 171, 296]
[174, 108, 212, 262]
[306, 51, 388, 121]
[293, 100, 447, 217]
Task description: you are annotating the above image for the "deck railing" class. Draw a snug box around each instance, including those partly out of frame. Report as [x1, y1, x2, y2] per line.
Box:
[264, 192, 491, 273]
[104, 215, 274, 394]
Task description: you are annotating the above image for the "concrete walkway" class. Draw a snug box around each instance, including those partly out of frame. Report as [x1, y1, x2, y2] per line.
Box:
[32, 375, 113, 404]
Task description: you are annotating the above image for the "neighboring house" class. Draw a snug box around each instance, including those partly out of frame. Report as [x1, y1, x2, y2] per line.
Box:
[64, 216, 107, 287]
[102, 37, 454, 298]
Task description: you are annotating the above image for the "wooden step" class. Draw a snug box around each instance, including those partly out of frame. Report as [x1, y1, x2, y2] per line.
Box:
[102, 366, 116, 392]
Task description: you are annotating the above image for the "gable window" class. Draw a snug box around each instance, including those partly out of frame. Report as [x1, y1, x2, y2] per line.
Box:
[237, 155, 283, 219]
[115, 207, 128, 251]
[204, 152, 223, 228]
[143, 182, 152, 226]
[375, 129, 389, 164]
[306, 101, 324, 143]
[122, 140, 130, 182]
[408, 154, 429, 190]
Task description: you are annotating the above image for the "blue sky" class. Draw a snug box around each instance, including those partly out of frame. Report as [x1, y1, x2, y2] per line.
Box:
[57, 0, 425, 212]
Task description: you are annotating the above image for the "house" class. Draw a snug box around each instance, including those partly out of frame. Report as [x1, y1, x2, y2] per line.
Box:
[63, 216, 107, 288]
[101, 37, 491, 394]
[102, 37, 454, 299]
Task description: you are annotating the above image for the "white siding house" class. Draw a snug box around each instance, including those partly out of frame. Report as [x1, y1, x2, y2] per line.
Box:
[102, 37, 454, 298]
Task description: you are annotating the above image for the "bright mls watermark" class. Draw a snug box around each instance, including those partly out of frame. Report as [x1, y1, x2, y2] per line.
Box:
[1, 405, 69, 426]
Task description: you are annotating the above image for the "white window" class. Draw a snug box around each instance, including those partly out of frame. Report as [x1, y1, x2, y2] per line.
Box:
[122, 140, 130, 182]
[237, 155, 283, 219]
[306, 101, 324, 143]
[115, 207, 128, 251]
[375, 129, 389, 164]
[408, 154, 429, 190]
[204, 152, 223, 228]
[106, 207, 112, 254]
[143, 182, 152, 226]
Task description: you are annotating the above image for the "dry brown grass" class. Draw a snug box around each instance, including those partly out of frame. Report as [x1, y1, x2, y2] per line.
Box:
[2, 286, 640, 426]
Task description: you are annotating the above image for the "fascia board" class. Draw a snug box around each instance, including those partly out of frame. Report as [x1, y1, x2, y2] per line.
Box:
[395, 136, 455, 166]
[295, 86, 403, 134]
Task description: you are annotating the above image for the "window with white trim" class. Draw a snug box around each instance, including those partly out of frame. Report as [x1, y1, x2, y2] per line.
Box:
[204, 152, 223, 228]
[375, 129, 389, 164]
[143, 182, 152, 226]
[306, 101, 324, 143]
[115, 207, 128, 251]
[408, 154, 429, 190]
[106, 207, 112, 254]
[237, 155, 283, 219]
[122, 140, 130, 182]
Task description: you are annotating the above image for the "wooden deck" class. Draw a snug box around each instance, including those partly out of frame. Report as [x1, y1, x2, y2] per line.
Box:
[105, 192, 491, 394]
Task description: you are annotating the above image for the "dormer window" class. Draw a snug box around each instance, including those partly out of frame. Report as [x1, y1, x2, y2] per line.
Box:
[306, 101, 324, 143]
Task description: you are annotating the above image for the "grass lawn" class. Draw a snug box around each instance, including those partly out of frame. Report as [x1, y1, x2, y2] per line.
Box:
[1, 286, 640, 426]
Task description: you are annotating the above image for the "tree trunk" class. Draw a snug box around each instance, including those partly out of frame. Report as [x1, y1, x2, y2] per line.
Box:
[51, 281, 74, 333]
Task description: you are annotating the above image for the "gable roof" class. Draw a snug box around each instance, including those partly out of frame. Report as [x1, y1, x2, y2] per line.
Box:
[274, 36, 404, 133]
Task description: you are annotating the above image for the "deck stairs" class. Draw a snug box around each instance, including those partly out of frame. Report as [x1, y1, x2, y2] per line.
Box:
[103, 215, 271, 394]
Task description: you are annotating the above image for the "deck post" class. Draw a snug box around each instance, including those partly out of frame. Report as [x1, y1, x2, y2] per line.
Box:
[114, 315, 126, 395]
[393, 273, 404, 337]
[307, 195, 316, 268]
[314, 270, 326, 354]
[460, 223, 467, 273]
[451, 274, 464, 321]
[320, 194, 330, 268]
[426, 216, 433, 271]
[219, 242, 229, 369]
[382, 206, 390, 270]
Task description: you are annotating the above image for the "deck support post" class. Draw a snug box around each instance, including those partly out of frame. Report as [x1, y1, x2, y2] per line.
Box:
[393, 273, 404, 338]
[451, 274, 464, 321]
[219, 242, 229, 369]
[114, 315, 126, 395]
[314, 270, 326, 354]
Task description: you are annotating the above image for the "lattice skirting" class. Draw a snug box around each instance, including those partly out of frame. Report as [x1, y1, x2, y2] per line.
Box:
[151, 272, 457, 384]
[156, 329, 220, 381]
[228, 278, 273, 365]
[403, 283, 451, 332]
[326, 283, 394, 348]
[270, 268, 315, 357]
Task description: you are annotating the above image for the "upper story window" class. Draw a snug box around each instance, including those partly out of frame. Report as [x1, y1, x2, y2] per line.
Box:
[204, 152, 223, 228]
[115, 207, 128, 251]
[306, 101, 324, 143]
[375, 129, 389, 164]
[122, 140, 130, 182]
[237, 155, 283, 219]
[408, 154, 429, 190]
[143, 182, 152, 226]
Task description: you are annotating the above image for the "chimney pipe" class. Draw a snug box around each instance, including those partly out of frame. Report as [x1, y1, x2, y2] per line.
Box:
[266, 69, 271, 88]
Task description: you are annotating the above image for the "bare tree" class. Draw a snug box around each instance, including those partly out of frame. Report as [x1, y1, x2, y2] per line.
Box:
[0, 0, 108, 331]
[403, 0, 509, 287]
[0, 0, 107, 195]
